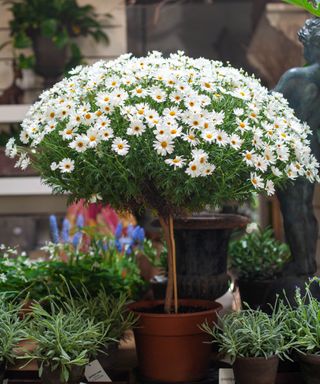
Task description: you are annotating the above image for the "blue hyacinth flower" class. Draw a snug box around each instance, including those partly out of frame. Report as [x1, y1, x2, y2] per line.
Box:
[49, 215, 59, 244]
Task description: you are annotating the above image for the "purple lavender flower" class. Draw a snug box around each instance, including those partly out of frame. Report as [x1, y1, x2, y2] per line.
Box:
[49, 215, 59, 244]
[61, 218, 71, 243]
[115, 223, 123, 239]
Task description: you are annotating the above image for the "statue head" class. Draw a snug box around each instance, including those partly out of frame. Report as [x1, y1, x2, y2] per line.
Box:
[298, 18, 320, 63]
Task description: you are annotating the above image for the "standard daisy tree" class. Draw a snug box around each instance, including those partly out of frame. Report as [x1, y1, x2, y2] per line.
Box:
[7, 51, 319, 313]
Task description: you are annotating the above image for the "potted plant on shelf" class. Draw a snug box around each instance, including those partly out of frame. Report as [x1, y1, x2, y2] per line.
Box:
[229, 224, 291, 309]
[0, 297, 27, 382]
[7, 51, 319, 382]
[2, 0, 109, 86]
[59, 287, 137, 371]
[202, 306, 294, 384]
[23, 302, 106, 384]
[286, 278, 320, 384]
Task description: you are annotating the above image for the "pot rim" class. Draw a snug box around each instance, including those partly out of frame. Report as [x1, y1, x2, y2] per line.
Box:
[128, 299, 222, 318]
[235, 355, 279, 362]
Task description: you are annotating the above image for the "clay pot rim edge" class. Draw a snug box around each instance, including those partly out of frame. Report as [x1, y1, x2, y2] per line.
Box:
[128, 299, 222, 318]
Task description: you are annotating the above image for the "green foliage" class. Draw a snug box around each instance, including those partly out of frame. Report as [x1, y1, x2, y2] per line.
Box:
[282, 0, 320, 17]
[286, 278, 320, 355]
[23, 302, 106, 382]
[0, 296, 27, 364]
[1, 0, 109, 71]
[201, 306, 294, 362]
[59, 287, 137, 343]
[0, 244, 146, 301]
[229, 227, 291, 281]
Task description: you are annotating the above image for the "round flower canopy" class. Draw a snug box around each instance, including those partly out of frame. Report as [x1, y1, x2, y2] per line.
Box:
[7, 51, 318, 217]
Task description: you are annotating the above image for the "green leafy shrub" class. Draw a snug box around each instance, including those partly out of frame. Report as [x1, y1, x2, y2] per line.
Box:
[229, 226, 291, 280]
[24, 302, 106, 382]
[1, 0, 109, 71]
[201, 306, 294, 362]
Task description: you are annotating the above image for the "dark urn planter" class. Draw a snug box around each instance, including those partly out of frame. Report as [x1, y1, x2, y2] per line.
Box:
[129, 299, 221, 383]
[233, 356, 279, 384]
[238, 279, 274, 309]
[0, 360, 6, 383]
[40, 363, 84, 384]
[298, 353, 320, 384]
[174, 213, 249, 300]
[32, 35, 68, 87]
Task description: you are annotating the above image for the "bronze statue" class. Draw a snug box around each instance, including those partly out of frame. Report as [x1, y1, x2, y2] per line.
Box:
[274, 17, 320, 276]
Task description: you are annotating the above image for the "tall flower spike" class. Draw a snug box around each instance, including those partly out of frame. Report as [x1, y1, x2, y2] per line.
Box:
[49, 215, 59, 244]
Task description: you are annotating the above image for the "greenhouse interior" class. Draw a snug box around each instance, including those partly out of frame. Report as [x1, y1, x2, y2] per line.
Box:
[0, 0, 320, 383]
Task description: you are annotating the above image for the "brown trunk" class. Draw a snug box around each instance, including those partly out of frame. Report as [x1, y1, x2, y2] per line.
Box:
[159, 215, 178, 313]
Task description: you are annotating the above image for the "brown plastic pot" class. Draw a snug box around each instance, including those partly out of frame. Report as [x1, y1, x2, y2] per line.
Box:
[233, 356, 279, 384]
[298, 353, 320, 384]
[129, 299, 221, 383]
[40, 363, 85, 384]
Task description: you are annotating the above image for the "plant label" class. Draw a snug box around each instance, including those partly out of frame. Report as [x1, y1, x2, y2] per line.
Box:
[85, 359, 112, 382]
[219, 368, 235, 384]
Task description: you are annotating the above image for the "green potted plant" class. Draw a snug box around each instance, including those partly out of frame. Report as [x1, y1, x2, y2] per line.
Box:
[2, 0, 109, 85]
[0, 297, 27, 382]
[202, 306, 294, 384]
[23, 302, 106, 384]
[229, 225, 291, 308]
[7, 51, 318, 382]
[60, 288, 137, 371]
[286, 278, 320, 384]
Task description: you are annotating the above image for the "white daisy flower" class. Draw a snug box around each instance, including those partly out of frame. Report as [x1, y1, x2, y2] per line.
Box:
[186, 161, 201, 177]
[97, 125, 112, 141]
[127, 120, 146, 136]
[165, 156, 186, 169]
[50, 162, 59, 171]
[250, 172, 264, 189]
[112, 137, 130, 156]
[69, 135, 89, 153]
[229, 134, 242, 150]
[59, 158, 75, 173]
[215, 130, 229, 147]
[87, 128, 101, 148]
[265, 180, 275, 196]
[200, 163, 216, 176]
[153, 137, 174, 156]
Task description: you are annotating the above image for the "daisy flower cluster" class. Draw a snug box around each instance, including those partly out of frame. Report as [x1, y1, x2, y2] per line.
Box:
[7, 51, 318, 212]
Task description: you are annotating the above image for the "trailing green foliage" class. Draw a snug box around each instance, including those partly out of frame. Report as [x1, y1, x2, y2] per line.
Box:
[0, 296, 27, 365]
[229, 226, 291, 280]
[59, 287, 137, 343]
[23, 302, 106, 383]
[285, 278, 320, 355]
[1, 0, 109, 71]
[0, 244, 146, 301]
[201, 305, 294, 362]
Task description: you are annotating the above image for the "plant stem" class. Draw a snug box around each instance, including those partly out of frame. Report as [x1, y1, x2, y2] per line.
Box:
[159, 215, 178, 314]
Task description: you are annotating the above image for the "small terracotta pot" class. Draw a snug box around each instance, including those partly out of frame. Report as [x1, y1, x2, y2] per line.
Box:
[298, 353, 320, 384]
[233, 356, 279, 384]
[129, 299, 221, 383]
[40, 363, 85, 384]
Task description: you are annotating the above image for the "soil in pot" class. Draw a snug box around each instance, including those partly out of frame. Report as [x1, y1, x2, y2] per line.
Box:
[40, 363, 84, 384]
[298, 353, 320, 384]
[129, 299, 221, 383]
[233, 356, 279, 384]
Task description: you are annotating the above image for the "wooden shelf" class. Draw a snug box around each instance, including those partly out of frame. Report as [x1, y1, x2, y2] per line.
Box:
[0, 104, 30, 123]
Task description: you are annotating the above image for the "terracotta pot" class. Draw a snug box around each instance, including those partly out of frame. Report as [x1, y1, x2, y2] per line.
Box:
[233, 356, 279, 384]
[129, 299, 221, 383]
[298, 353, 320, 384]
[40, 363, 84, 384]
